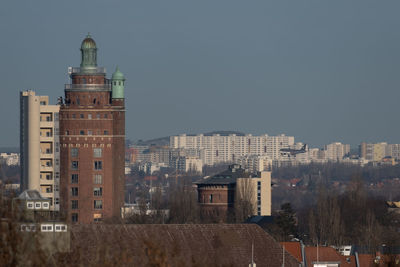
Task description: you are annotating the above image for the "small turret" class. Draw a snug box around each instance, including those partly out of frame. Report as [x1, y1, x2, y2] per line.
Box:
[111, 66, 125, 99]
[80, 33, 97, 71]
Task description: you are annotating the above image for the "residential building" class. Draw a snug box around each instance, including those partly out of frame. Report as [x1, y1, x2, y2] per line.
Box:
[59, 34, 125, 223]
[20, 91, 60, 211]
[170, 156, 203, 173]
[170, 133, 294, 165]
[0, 153, 20, 166]
[235, 155, 272, 173]
[359, 142, 388, 161]
[324, 142, 350, 161]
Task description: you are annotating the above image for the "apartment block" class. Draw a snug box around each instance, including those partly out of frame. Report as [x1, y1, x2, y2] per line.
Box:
[170, 133, 294, 166]
[20, 90, 60, 211]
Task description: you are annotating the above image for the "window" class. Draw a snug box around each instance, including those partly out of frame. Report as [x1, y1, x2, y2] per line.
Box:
[94, 161, 102, 170]
[41, 224, 53, 232]
[93, 148, 102, 158]
[65, 130, 70, 135]
[71, 200, 78, 210]
[71, 148, 78, 157]
[94, 200, 103, 209]
[104, 130, 109, 135]
[71, 174, 78, 184]
[88, 130, 93, 136]
[72, 114, 76, 119]
[94, 174, 103, 184]
[35, 202, 41, 209]
[93, 187, 103, 196]
[104, 114, 108, 118]
[209, 194, 213, 203]
[71, 187, 78, 196]
[71, 161, 78, 170]
[55, 198, 59, 205]
[71, 213, 78, 223]
[88, 114, 92, 119]
[42, 202, 50, 209]
[27, 202, 34, 209]
[80, 114, 84, 119]
[96, 113, 100, 119]
[80, 130, 84, 135]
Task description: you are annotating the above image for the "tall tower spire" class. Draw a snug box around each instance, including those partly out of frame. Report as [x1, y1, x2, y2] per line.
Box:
[80, 33, 97, 71]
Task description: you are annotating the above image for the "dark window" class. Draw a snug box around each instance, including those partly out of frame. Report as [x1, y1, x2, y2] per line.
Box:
[71, 200, 78, 210]
[80, 114, 84, 119]
[93, 187, 103, 196]
[71, 161, 78, 170]
[71, 174, 78, 184]
[209, 194, 213, 203]
[104, 114, 108, 118]
[79, 130, 84, 135]
[71, 213, 78, 222]
[71, 187, 78, 196]
[94, 200, 103, 209]
[72, 114, 76, 119]
[94, 161, 102, 170]
[104, 130, 109, 135]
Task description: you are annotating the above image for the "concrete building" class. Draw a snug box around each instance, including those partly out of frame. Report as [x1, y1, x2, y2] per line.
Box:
[170, 133, 294, 165]
[195, 164, 271, 219]
[59, 34, 125, 223]
[324, 142, 350, 161]
[0, 153, 20, 166]
[170, 156, 203, 173]
[360, 142, 388, 161]
[235, 155, 272, 173]
[20, 91, 60, 211]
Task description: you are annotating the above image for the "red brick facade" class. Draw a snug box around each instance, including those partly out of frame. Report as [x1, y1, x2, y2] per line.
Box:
[59, 59, 125, 224]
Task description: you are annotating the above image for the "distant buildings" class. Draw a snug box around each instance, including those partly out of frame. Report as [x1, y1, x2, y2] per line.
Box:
[20, 90, 60, 212]
[170, 133, 295, 165]
[359, 142, 400, 163]
[0, 153, 19, 166]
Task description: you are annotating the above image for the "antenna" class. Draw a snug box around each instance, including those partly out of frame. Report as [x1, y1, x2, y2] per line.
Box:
[249, 240, 256, 267]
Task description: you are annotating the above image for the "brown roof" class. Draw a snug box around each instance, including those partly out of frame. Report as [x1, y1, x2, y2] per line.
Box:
[281, 242, 302, 263]
[61, 224, 300, 267]
[305, 246, 356, 267]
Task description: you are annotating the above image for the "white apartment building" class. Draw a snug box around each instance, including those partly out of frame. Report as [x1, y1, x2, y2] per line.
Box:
[170, 133, 294, 166]
[0, 153, 20, 166]
[324, 142, 350, 161]
[20, 90, 60, 211]
[235, 155, 272, 173]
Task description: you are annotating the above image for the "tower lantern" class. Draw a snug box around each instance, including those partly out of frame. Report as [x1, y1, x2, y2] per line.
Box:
[111, 66, 125, 99]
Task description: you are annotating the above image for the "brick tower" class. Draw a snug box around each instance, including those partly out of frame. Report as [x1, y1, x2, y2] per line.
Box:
[59, 34, 125, 223]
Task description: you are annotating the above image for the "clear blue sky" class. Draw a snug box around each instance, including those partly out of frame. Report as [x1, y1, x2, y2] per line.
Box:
[1, 0, 399, 148]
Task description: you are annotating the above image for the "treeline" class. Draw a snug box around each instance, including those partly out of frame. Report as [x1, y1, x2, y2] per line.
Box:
[265, 178, 400, 252]
[273, 162, 400, 182]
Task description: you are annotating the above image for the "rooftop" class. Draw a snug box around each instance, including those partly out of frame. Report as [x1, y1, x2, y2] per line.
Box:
[195, 164, 255, 185]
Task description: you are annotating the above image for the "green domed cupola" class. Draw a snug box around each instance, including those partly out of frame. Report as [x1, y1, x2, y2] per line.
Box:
[111, 66, 125, 99]
[80, 33, 97, 71]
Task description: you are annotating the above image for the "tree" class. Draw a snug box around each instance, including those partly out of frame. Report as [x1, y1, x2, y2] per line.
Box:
[235, 178, 255, 223]
[274, 203, 298, 241]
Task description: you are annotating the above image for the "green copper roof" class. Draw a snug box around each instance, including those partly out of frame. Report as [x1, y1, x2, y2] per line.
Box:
[81, 33, 97, 49]
[112, 66, 125, 80]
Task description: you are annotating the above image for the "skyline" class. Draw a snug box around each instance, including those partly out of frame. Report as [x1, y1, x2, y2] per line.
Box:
[2, 1, 400, 147]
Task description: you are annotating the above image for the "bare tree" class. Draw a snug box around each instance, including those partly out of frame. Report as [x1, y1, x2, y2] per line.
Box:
[235, 178, 255, 222]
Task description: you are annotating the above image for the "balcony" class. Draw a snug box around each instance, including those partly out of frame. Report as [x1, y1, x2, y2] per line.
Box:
[68, 67, 106, 75]
[64, 84, 111, 91]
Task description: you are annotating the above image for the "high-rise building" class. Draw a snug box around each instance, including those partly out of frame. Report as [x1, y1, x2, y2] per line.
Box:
[324, 142, 350, 161]
[59, 34, 125, 223]
[20, 91, 60, 211]
[170, 133, 294, 165]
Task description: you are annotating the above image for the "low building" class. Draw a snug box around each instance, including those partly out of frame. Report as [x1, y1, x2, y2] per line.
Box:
[195, 164, 271, 220]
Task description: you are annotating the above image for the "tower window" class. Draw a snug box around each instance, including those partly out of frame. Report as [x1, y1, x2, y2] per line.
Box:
[104, 130, 109, 135]
[71, 148, 78, 157]
[94, 161, 102, 170]
[71, 187, 78, 196]
[71, 161, 78, 170]
[94, 174, 103, 184]
[80, 130, 84, 135]
[93, 187, 103, 196]
[80, 114, 84, 119]
[71, 200, 78, 210]
[71, 174, 78, 184]
[93, 148, 102, 157]
[88, 114, 92, 119]
[71, 213, 78, 223]
[94, 200, 103, 209]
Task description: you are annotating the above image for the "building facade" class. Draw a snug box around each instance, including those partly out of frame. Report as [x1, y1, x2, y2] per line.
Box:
[324, 142, 350, 161]
[20, 91, 60, 211]
[170, 133, 294, 165]
[59, 35, 125, 223]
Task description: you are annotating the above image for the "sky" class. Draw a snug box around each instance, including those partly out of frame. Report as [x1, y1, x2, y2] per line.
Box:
[1, 0, 400, 148]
